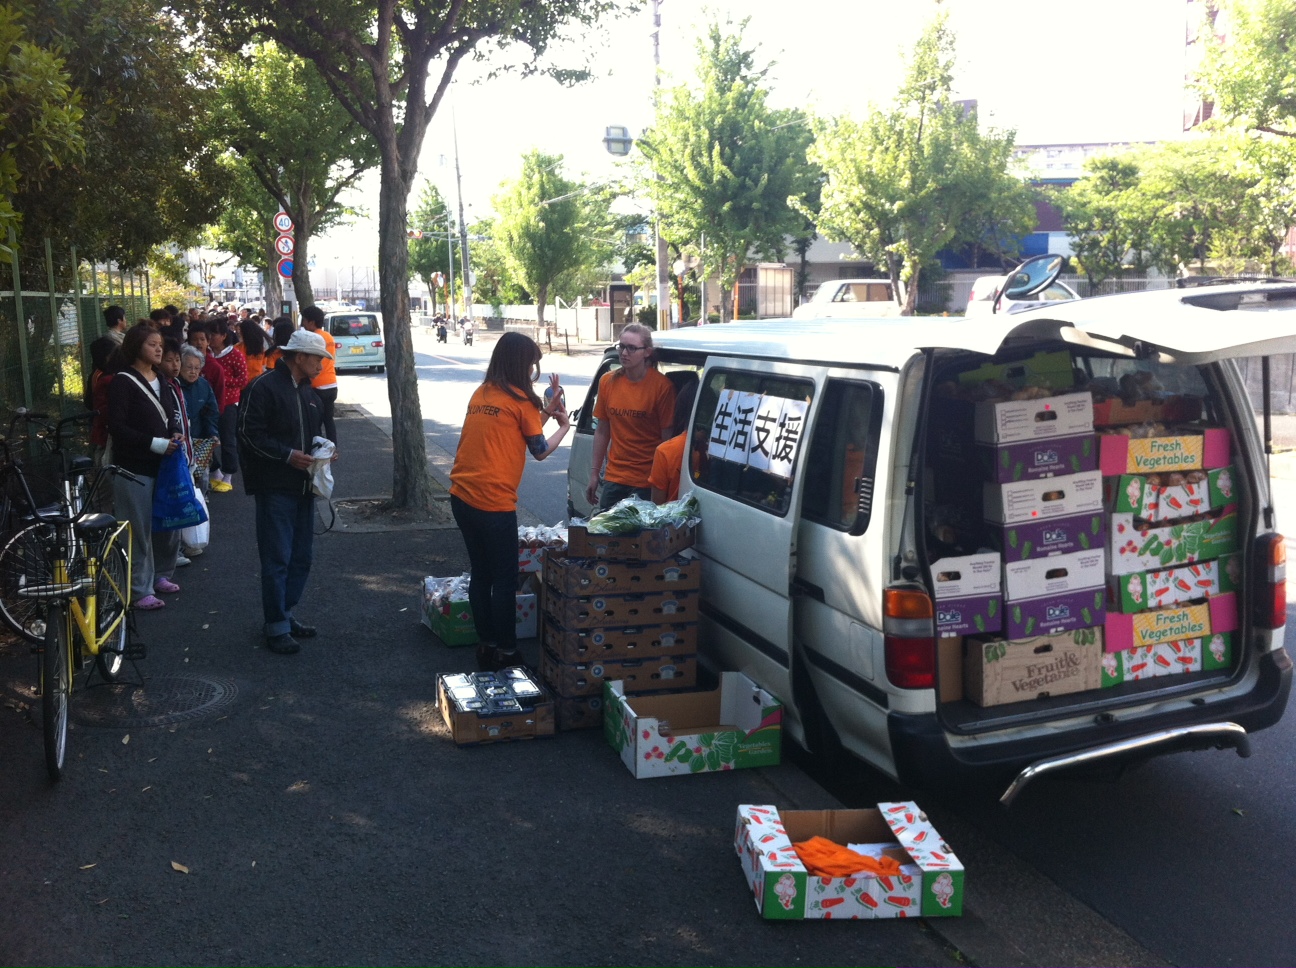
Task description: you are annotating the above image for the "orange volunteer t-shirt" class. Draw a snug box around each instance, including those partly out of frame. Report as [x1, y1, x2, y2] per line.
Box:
[311, 329, 338, 390]
[648, 432, 687, 502]
[593, 368, 676, 488]
[450, 383, 545, 513]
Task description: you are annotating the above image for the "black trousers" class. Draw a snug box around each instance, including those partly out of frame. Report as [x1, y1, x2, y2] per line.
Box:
[450, 494, 518, 651]
[316, 386, 338, 444]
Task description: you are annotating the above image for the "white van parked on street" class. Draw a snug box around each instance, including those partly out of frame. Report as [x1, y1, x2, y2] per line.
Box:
[792, 279, 901, 318]
[567, 275, 1294, 802]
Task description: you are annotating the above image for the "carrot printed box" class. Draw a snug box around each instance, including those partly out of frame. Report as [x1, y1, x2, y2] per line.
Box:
[1101, 632, 1233, 687]
[1111, 554, 1240, 614]
[604, 672, 782, 779]
[734, 803, 964, 920]
[1105, 466, 1236, 523]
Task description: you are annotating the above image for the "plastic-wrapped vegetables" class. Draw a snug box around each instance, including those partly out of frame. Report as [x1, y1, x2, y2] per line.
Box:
[585, 494, 700, 535]
[425, 572, 472, 608]
[517, 523, 568, 549]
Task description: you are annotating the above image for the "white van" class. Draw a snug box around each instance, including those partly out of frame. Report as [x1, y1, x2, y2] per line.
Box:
[567, 283, 1294, 801]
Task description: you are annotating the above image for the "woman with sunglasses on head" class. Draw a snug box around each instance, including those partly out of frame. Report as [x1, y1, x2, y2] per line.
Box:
[450, 333, 570, 671]
[585, 322, 677, 510]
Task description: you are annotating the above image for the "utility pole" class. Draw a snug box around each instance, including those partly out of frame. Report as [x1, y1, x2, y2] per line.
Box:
[652, 0, 671, 331]
[453, 103, 474, 324]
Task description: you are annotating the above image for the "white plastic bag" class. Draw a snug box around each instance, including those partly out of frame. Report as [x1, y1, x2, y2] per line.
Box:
[309, 435, 335, 500]
[180, 488, 210, 551]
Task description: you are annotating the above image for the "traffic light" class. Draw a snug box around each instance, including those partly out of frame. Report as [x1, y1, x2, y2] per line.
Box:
[407, 229, 424, 239]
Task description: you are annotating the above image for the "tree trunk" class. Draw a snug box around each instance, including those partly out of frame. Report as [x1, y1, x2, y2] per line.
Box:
[263, 236, 283, 316]
[536, 283, 548, 329]
[291, 220, 315, 308]
[377, 156, 435, 510]
[901, 264, 921, 317]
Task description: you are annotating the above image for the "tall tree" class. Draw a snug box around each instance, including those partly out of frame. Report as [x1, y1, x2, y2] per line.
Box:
[11, 0, 229, 268]
[640, 17, 816, 323]
[1057, 154, 1150, 290]
[493, 151, 613, 329]
[205, 153, 287, 313]
[179, 0, 627, 511]
[1198, 0, 1296, 137]
[465, 216, 528, 312]
[0, 3, 82, 255]
[803, 14, 1032, 314]
[407, 182, 454, 314]
[214, 41, 380, 308]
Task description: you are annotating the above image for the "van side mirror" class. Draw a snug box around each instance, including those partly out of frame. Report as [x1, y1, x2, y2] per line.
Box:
[994, 255, 1066, 313]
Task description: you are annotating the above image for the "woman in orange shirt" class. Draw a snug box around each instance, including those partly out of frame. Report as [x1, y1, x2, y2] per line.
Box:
[649, 381, 698, 504]
[240, 318, 269, 381]
[450, 333, 570, 671]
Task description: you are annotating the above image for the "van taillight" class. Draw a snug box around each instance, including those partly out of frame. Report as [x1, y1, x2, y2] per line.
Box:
[884, 586, 935, 689]
[1253, 533, 1287, 630]
[372, 339, 384, 348]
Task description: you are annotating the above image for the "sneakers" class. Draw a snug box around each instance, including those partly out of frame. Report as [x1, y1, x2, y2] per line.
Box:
[266, 633, 301, 655]
[181, 545, 204, 557]
[210, 480, 234, 493]
[154, 577, 181, 594]
[135, 595, 165, 610]
[175, 555, 192, 568]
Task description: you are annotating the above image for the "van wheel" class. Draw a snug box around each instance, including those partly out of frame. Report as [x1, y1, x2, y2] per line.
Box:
[792, 648, 844, 769]
[374, 365, 385, 373]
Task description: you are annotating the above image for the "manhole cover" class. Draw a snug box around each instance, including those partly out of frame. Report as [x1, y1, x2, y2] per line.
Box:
[73, 673, 240, 728]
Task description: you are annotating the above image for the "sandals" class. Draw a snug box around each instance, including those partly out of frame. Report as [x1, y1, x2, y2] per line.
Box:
[135, 595, 166, 610]
[154, 577, 181, 595]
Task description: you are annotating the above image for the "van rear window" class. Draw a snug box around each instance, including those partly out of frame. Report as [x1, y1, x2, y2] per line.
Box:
[331, 315, 379, 337]
[690, 369, 814, 516]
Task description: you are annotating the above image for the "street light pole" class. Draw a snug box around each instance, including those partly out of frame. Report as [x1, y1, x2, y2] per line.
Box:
[453, 103, 474, 324]
[651, 0, 671, 330]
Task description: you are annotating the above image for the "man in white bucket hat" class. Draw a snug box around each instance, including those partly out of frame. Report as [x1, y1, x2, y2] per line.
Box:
[237, 328, 335, 654]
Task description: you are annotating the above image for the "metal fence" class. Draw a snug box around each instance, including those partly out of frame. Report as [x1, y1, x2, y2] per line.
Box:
[1, 231, 150, 415]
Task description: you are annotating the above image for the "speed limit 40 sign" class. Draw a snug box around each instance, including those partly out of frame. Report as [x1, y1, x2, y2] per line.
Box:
[272, 211, 293, 233]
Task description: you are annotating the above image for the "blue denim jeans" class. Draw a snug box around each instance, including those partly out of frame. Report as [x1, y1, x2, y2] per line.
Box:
[450, 494, 519, 651]
[255, 490, 315, 637]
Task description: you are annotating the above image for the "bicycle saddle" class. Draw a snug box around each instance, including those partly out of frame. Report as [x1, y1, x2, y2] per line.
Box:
[74, 513, 117, 536]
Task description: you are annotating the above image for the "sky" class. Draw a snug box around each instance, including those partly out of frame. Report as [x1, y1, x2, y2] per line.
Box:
[308, 0, 1188, 267]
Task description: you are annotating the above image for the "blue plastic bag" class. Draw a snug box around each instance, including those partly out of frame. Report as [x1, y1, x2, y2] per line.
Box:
[153, 448, 208, 531]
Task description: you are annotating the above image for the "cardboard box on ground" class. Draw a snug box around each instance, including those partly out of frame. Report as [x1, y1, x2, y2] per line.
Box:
[604, 673, 782, 779]
[419, 575, 539, 646]
[735, 803, 964, 920]
[436, 668, 555, 746]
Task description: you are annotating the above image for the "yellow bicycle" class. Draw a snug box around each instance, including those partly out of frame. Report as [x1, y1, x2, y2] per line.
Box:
[1, 444, 136, 780]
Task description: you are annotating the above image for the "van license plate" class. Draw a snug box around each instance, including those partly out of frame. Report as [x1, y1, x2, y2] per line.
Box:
[350, 346, 364, 354]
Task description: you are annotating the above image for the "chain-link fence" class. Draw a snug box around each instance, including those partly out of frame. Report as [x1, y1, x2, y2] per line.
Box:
[0, 233, 150, 416]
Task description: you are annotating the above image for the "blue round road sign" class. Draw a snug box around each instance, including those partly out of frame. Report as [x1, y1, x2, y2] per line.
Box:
[277, 257, 293, 278]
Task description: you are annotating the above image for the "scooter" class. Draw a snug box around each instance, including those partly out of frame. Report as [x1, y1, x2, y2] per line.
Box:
[462, 322, 473, 346]
[436, 323, 447, 343]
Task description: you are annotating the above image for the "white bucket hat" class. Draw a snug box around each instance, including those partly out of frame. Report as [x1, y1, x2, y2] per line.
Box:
[284, 329, 334, 359]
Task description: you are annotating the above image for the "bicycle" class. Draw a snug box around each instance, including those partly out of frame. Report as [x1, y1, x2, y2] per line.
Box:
[0, 410, 99, 644]
[0, 440, 138, 780]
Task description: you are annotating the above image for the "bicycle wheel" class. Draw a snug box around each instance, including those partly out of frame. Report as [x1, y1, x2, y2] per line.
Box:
[94, 540, 129, 681]
[41, 605, 69, 781]
[0, 523, 53, 643]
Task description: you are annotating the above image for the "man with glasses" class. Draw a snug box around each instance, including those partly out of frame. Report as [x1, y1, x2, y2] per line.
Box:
[585, 322, 677, 510]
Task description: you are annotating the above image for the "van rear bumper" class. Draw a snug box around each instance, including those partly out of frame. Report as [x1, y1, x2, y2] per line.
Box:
[887, 647, 1292, 792]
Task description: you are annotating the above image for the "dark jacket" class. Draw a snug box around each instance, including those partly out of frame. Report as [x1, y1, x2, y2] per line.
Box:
[237, 359, 324, 496]
[179, 374, 220, 439]
[106, 368, 183, 477]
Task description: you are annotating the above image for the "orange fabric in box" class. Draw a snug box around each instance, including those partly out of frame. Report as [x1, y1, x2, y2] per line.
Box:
[791, 836, 903, 877]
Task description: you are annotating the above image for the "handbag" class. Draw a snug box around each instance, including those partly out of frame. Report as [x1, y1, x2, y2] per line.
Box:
[180, 488, 210, 551]
[152, 448, 208, 531]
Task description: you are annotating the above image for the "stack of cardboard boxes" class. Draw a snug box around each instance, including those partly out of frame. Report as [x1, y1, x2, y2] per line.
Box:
[539, 520, 700, 730]
[931, 354, 1240, 706]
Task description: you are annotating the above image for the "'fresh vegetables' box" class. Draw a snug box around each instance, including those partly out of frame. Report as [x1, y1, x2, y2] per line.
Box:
[964, 627, 1103, 706]
[978, 433, 1097, 483]
[974, 392, 1095, 445]
[984, 470, 1103, 525]
[1004, 587, 1106, 639]
[1004, 548, 1105, 602]
[1109, 511, 1238, 575]
[997, 512, 1106, 563]
[1101, 632, 1233, 687]
[1105, 466, 1236, 523]
[1098, 427, 1230, 475]
[1104, 592, 1238, 652]
[734, 803, 963, 920]
[604, 672, 782, 778]
[1111, 554, 1240, 614]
